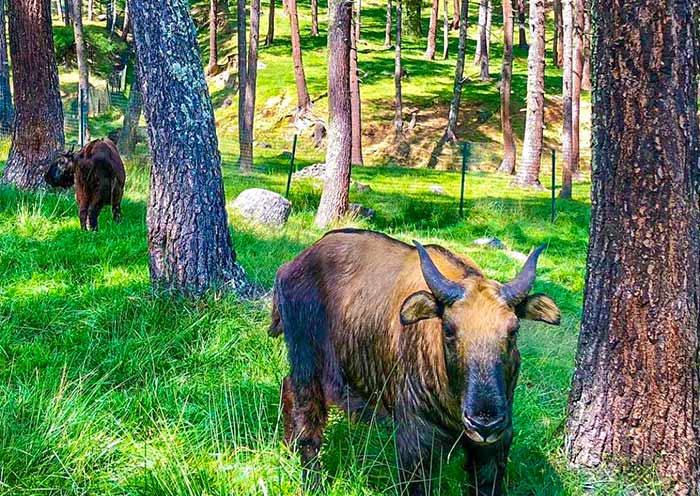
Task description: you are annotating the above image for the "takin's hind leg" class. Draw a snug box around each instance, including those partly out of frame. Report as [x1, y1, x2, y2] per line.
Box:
[111, 180, 124, 224]
[289, 374, 328, 491]
[281, 376, 295, 446]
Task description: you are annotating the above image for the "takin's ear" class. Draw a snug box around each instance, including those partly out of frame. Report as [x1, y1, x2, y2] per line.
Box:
[515, 293, 561, 325]
[400, 290, 441, 326]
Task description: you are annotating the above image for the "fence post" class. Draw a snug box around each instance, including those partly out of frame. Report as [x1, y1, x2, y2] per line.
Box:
[551, 148, 556, 222]
[285, 134, 298, 198]
[459, 142, 469, 217]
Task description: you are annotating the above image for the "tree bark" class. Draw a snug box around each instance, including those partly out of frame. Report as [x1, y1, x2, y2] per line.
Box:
[404, 0, 421, 36]
[72, 0, 90, 144]
[3, 0, 64, 190]
[552, 0, 562, 67]
[384, 0, 392, 47]
[427, 0, 468, 168]
[354, 0, 360, 41]
[0, 0, 14, 136]
[287, 0, 311, 114]
[121, 1, 130, 41]
[394, 0, 402, 139]
[117, 61, 142, 157]
[239, 0, 260, 171]
[497, 0, 515, 174]
[441, 0, 448, 59]
[559, 0, 572, 198]
[62, 0, 70, 25]
[474, 0, 486, 63]
[311, 0, 319, 35]
[566, 2, 700, 492]
[474, 0, 489, 79]
[513, 0, 545, 188]
[451, 0, 459, 30]
[265, 0, 274, 45]
[424, 0, 439, 59]
[517, 0, 526, 49]
[570, 0, 583, 177]
[87, 0, 93, 20]
[350, 6, 362, 166]
[207, 0, 218, 73]
[580, 3, 590, 91]
[130, 0, 236, 297]
[237, 0, 247, 167]
[315, 0, 352, 228]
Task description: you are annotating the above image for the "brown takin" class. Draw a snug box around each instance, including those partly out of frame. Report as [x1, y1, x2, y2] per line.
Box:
[270, 229, 560, 495]
[45, 139, 126, 231]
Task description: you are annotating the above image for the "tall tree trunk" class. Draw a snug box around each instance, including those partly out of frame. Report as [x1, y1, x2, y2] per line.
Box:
[315, 0, 352, 228]
[238, 0, 259, 171]
[451, 0, 459, 30]
[3, 0, 64, 190]
[394, 0, 402, 139]
[424, 0, 439, 59]
[0, 0, 14, 136]
[354, 0, 360, 41]
[517, 0, 526, 49]
[237, 0, 247, 167]
[474, 0, 486, 64]
[474, 0, 489, 80]
[87, 0, 93, 20]
[62, 0, 70, 25]
[497, 0, 515, 174]
[311, 0, 319, 35]
[54, 0, 61, 20]
[265, 0, 274, 45]
[570, 0, 583, 177]
[427, 0, 468, 168]
[559, 0, 572, 198]
[121, 1, 130, 41]
[350, 5, 362, 165]
[130, 0, 236, 297]
[72, 0, 90, 143]
[552, 0, 562, 67]
[580, 4, 590, 91]
[441, 0, 448, 58]
[288, 0, 311, 114]
[566, 2, 700, 492]
[404, 0, 421, 36]
[207, 0, 218, 73]
[384, 0, 392, 47]
[117, 60, 142, 157]
[513, 0, 545, 188]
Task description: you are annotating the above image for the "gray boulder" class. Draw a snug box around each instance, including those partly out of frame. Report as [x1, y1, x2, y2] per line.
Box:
[429, 184, 446, 195]
[232, 188, 292, 227]
[473, 237, 506, 250]
[349, 203, 375, 220]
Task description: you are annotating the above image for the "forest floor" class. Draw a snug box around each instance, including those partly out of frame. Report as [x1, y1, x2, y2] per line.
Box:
[0, 4, 663, 496]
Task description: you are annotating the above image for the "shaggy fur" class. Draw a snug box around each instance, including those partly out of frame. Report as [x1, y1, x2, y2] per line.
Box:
[271, 229, 560, 495]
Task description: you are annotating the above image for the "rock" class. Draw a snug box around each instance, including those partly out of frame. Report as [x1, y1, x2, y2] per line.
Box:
[257, 142, 272, 149]
[473, 237, 506, 250]
[352, 181, 372, 193]
[210, 70, 236, 91]
[293, 163, 327, 180]
[232, 188, 292, 227]
[349, 203, 375, 220]
[221, 96, 234, 108]
[429, 185, 446, 195]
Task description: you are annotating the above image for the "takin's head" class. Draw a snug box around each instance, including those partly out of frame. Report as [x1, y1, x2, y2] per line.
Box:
[400, 241, 560, 446]
[44, 147, 77, 188]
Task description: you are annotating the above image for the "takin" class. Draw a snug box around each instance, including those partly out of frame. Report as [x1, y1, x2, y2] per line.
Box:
[45, 139, 126, 231]
[270, 229, 560, 495]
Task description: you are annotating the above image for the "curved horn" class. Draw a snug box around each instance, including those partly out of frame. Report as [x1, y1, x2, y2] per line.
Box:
[500, 244, 547, 305]
[413, 240, 465, 305]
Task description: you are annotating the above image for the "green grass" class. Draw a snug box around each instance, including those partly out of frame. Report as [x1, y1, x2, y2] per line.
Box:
[0, 155, 663, 494]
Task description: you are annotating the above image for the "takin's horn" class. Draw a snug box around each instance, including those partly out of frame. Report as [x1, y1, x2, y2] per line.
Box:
[413, 240, 465, 305]
[500, 244, 547, 306]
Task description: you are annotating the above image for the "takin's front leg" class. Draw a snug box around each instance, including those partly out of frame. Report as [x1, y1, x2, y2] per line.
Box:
[395, 423, 439, 496]
[111, 179, 124, 224]
[463, 430, 512, 496]
[87, 197, 104, 231]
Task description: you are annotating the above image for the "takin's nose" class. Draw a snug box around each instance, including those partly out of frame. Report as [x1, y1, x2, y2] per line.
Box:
[462, 412, 508, 445]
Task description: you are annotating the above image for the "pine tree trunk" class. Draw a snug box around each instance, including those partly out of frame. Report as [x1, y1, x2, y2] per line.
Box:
[513, 0, 545, 188]
[552, 0, 562, 67]
[3, 0, 64, 190]
[580, 4, 590, 91]
[424, 0, 439, 60]
[0, 0, 14, 136]
[517, 0, 526, 49]
[427, 0, 468, 168]
[441, 0, 448, 59]
[238, 0, 247, 161]
[207, 0, 218, 73]
[566, 2, 700, 492]
[475, 0, 489, 80]
[350, 8, 362, 166]
[384, 0, 392, 47]
[451, 0, 459, 30]
[117, 61, 142, 157]
[62, 0, 70, 25]
[87, 0, 93, 20]
[570, 0, 583, 177]
[72, 0, 90, 144]
[121, 1, 130, 41]
[130, 0, 236, 297]
[238, 0, 259, 171]
[474, 0, 486, 64]
[315, 0, 352, 228]
[265, 0, 275, 45]
[311, 0, 319, 35]
[354, 0, 360, 41]
[288, 0, 311, 114]
[394, 0, 402, 138]
[559, 0, 572, 198]
[404, 0, 421, 36]
[497, 0, 515, 174]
